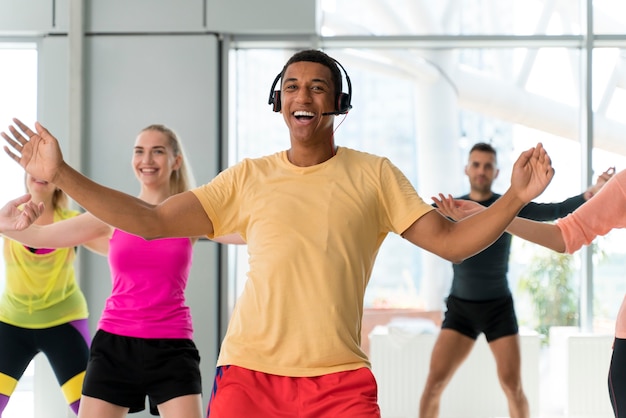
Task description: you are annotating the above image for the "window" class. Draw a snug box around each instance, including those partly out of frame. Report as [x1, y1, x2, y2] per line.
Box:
[320, 0, 582, 36]
[591, 48, 626, 334]
[228, 2, 626, 353]
[0, 44, 38, 418]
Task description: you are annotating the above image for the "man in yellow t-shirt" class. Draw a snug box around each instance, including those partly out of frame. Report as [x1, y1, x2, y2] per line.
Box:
[3, 49, 555, 418]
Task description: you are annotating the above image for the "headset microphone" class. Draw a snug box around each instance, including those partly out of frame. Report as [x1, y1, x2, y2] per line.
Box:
[321, 109, 351, 116]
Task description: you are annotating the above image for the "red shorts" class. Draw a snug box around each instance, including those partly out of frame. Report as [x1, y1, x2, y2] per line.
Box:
[206, 365, 380, 418]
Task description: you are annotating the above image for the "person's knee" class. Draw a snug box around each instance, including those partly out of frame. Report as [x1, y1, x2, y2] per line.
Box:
[422, 372, 452, 396]
[498, 373, 524, 395]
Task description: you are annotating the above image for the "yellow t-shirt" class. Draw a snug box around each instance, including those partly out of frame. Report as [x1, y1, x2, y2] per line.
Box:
[192, 147, 434, 377]
[0, 208, 88, 328]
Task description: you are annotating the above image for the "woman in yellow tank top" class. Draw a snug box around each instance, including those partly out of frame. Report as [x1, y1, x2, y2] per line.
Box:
[0, 174, 89, 416]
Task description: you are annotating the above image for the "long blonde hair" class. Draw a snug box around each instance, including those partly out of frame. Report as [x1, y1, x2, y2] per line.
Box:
[51, 188, 69, 210]
[140, 124, 196, 195]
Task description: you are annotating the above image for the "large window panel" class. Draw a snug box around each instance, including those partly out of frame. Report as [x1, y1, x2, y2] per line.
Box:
[228, 46, 604, 351]
[0, 45, 38, 292]
[590, 47, 626, 335]
[594, 0, 626, 34]
[0, 43, 37, 418]
[224, 3, 626, 416]
[321, 0, 581, 36]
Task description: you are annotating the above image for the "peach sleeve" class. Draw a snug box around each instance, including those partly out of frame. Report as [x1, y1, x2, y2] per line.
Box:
[556, 169, 626, 254]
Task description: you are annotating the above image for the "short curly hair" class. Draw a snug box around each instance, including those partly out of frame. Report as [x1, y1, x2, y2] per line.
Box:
[281, 49, 343, 101]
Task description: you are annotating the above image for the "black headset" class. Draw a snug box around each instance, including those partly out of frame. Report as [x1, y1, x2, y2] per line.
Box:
[267, 58, 352, 116]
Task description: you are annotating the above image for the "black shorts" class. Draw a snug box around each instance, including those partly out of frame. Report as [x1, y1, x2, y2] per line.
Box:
[82, 329, 202, 414]
[441, 294, 518, 342]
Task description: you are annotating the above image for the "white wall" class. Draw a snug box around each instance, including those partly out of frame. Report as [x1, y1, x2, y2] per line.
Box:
[0, 0, 316, 35]
[79, 33, 221, 417]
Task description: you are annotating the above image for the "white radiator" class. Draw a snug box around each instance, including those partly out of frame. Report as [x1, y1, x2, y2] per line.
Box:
[566, 334, 614, 418]
[370, 325, 540, 418]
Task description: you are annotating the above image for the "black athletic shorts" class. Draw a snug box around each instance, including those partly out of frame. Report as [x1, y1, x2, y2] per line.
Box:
[82, 329, 202, 414]
[441, 294, 518, 342]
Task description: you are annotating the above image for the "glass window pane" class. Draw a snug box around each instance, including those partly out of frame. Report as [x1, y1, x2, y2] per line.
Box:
[229, 46, 599, 350]
[321, 0, 581, 36]
[0, 45, 38, 292]
[0, 44, 37, 418]
[594, 0, 626, 34]
[591, 47, 626, 335]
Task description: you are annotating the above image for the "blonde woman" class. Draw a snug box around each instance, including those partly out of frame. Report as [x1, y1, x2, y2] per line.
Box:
[3, 125, 240, 418]
[0, 175, 88, 416]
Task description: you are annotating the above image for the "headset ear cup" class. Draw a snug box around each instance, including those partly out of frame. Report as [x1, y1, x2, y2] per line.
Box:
[272, 91, 282, 112]
[337, 93, 351, 114]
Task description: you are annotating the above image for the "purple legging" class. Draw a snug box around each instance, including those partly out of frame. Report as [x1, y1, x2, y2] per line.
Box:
[0, 319, 90, 416]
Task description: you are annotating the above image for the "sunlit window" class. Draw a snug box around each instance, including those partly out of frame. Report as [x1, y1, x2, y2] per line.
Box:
[320, 0, 582, 36]
[0, 44, 38, 418]
[0, 45, 38, 294]
[228, 34, 626, 355]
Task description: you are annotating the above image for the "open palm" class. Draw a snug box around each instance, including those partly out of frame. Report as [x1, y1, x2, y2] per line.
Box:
[2, 118, 65, 184]
[432, 194, 484, 221]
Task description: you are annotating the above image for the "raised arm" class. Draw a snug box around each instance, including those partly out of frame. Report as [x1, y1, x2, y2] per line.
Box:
[513, 168, 626, 253]
[3, 119, 214, 239]
[402, 143, 554, 263]
[433, 167, 621, 254]
[433, 192, 567, 252]
[583, 166, 615, 200]
[505, 218, 566, 252]
[0, 194, 43, 233]
[509, 166, 617, 250]
[2, 212, 113, 254]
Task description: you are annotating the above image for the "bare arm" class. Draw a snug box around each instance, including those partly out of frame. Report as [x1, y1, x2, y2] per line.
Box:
[3, 119, 214, 239]
[583, 166, 615, 200]
[3, 212, 113, 253]
[510, 168, 626, 252]
[402, 143, 554, 263]
[431, 168, 618, 254]
[433, 194, 567, 252]
[403, 192, 529, 262]
[506, 218, 566, 252]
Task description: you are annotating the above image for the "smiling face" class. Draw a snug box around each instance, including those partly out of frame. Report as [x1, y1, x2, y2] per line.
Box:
[26, 173, 55, 199]
[25, 173, 67, 212]
[280, 61, 337, 144]
[132, 129, 181, 190]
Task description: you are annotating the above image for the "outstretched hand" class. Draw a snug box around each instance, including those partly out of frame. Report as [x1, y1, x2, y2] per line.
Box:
[0, 194, 44, 233]
[1, 118, 64, 184]
[584, 166, 615, 200]
[432, 194, 485, 221]
[509, 143, 554, 203]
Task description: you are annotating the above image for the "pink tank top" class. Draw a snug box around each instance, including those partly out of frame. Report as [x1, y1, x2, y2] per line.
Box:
[98, 229, 194, 339]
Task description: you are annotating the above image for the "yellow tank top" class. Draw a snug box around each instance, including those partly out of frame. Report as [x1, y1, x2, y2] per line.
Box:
[0, 208, 88, 328]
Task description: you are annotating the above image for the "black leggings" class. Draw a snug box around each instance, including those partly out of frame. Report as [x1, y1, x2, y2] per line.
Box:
[609, 337, 626, 417]
[0, 319, 90, 415]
